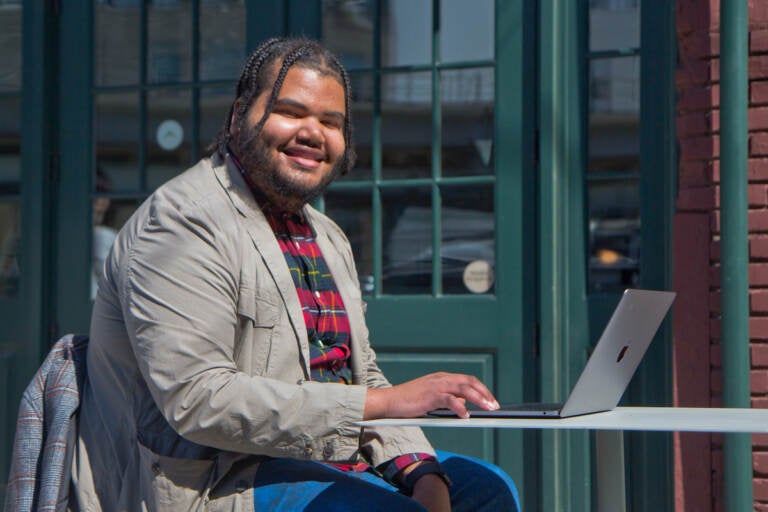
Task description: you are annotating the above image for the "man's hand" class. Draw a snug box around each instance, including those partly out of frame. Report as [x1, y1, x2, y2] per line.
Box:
[363, 372, 500, 419]
[410, 473, 451, 512]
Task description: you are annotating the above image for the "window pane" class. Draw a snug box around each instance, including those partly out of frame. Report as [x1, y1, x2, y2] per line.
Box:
[441, 68, 494, 177]
[200, 0, 246, 81]
[148, 1, 192, 83]
[324, 188, 373, 294]
[589, 0, 640, 52]
[382, 72, 432, 179]
[382, 0, 431, 67]
[322, 0, 375, 70]
[95, 1, 141, 86]
[588, 177, 640, 292]
[441, 185, 494, 294]
[147, 88, 193, 189]
[200, 85, 231, 154]
[589, 56, 639, 115]
[96, 92, 141, 192]
[0, 96, 20, 183]
[341, 72, 374, 181]
[440, 0, 494, 63]
[0, 4, 22, 92]
[0, 200, 19, 298]
[382, 186, 432, 294]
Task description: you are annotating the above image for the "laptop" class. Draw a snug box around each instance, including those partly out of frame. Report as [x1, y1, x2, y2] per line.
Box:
[429, 288, 676, 419]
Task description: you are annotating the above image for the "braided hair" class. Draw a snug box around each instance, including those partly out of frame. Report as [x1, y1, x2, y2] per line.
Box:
[207, 37, 356, 175]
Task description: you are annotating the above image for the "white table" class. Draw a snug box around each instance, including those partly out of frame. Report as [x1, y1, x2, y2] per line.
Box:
[358, 407, 768, 511]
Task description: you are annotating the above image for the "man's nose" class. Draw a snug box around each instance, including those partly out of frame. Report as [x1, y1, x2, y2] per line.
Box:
[295, 118, 323, 147]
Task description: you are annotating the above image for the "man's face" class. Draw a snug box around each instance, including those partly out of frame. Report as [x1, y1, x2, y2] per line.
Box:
[232, 65, 347, 210]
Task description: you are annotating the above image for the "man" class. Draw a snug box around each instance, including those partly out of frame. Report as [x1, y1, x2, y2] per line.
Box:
[76, 37, 519, 511]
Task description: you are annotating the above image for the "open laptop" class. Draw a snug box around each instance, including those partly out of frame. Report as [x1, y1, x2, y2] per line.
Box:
[429, 289, 676, 419]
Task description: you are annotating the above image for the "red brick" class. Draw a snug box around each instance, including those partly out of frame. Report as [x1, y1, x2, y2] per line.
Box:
[752, 56, 768, 80]
[753, 318, 768, 341]
[680, 135, 719, 161]
[712, 239, 721, 261]
[751, 210, 768, 232]
[677, 186, 717, 211]
[755, 452, 768, 474]
[753, 81, 768, 105]
[753, 30, 768, 54]
[754, 1, 768, 25]
[751, 107, 768, 131]
[752, 263, 768, 285]
[753, 397, 768, 409]
[680, 30, 720, 59]
[677, 0, 719, 33]
[754, 133, 768, 156]
[755, 433, 768, 448]
[711, 368, 723, 394]
[711, 290, 722, 312]
[678, 86, 718, 112]
[757, 478, 768, 502]
[751, 158, 768, 180]
[753, 342, 768, 365]
[751, 184, 768, 206]
[711, 342, 721, 366]
[752, 369, 768, 392]
[679, 160, 716, 187]
[676, 60, 716, 90]
[677, 112, 712, 136]
[754, 236, 768, 259]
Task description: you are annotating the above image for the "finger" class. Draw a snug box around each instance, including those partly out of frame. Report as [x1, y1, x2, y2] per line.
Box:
[443, 395, 470, 419]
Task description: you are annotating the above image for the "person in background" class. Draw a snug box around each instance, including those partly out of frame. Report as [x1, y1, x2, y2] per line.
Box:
[91, 166, 117, 299]
[75, 37, 520, 512]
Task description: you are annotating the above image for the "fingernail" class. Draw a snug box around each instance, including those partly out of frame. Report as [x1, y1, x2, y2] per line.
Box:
[485, 400, 500, 410]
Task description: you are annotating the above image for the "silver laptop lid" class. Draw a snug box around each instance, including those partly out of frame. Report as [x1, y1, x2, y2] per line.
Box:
[559, 289, 675, 417]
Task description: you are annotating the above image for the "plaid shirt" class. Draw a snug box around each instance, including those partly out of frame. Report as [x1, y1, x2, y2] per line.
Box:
[230, 150, 436, 484]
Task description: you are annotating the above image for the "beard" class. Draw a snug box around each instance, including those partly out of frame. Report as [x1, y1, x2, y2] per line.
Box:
[231, 121, 343, 209]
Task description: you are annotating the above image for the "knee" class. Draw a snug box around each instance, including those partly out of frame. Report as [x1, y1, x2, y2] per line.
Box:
[436, 451, 521, 512]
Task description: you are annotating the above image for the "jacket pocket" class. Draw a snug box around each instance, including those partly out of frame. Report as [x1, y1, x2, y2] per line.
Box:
[235, 286, 280, 376]
[137, 441, 215, 511]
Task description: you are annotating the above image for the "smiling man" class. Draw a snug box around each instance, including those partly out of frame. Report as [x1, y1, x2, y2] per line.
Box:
[78, 37, 520, 512]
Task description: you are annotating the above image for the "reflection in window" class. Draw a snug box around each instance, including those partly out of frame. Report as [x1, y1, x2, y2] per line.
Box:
[441, 186, 495, 294]
[324, 189, 374, 293]
[0, 200, 19, 297]
[587, 7, 641, 292]
[382, 187, 432, 294]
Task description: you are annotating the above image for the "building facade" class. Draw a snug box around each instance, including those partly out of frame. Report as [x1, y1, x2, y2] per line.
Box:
[0, 0, 760, 510]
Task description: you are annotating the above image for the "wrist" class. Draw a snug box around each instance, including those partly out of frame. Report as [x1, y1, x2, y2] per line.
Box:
[399, 460, 452, 496]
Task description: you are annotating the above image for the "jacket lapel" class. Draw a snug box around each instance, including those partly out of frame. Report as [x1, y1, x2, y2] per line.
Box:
[212, 155, 311, 377]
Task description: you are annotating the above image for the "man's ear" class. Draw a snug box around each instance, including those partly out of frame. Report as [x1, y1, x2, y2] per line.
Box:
[229, 100, 242, 135]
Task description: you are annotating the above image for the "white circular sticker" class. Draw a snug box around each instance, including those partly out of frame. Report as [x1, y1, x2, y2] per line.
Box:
[463, 260, 495, 294]
[156, 119, 184, 151]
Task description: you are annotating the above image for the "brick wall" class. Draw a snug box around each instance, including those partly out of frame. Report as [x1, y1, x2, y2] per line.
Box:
[675, 1, 768, 510]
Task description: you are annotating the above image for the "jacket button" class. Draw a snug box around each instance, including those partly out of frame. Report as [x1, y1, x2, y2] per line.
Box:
[304, 447, 313, 458]
[323, 444, 333, 458]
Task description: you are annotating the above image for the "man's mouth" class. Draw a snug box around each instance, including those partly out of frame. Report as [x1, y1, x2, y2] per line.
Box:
[283, 146, 325, 169]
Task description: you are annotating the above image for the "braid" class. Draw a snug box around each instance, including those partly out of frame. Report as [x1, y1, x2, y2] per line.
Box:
[205, 37, 356, 174]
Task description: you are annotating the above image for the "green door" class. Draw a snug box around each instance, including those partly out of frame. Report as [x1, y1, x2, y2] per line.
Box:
[317, 0, 538, 501]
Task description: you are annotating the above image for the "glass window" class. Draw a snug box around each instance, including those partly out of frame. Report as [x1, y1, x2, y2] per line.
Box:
[0, 3, 21, 299]
[586, 5, 641, 292]
[95, 1, 141, 86]
[440, 0, 494, 63]
[381, 0, 431, 67]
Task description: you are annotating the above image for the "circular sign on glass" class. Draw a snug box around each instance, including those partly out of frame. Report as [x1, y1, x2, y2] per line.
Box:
[156, 119, 184, 151]
[463, 260, 494, 294]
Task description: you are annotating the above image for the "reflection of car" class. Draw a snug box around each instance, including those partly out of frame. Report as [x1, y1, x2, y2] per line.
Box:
[588, 217, 640, 291]
[382, 206, 495, 294]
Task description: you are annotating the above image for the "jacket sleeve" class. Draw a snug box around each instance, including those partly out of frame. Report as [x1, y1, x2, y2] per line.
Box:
[119, 192, 366, 462]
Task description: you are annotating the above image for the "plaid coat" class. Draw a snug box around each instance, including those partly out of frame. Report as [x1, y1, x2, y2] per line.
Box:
[4, 334, 88, 512]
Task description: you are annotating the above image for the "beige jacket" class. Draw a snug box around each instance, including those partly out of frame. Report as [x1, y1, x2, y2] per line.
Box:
[73, 154, 433, 511]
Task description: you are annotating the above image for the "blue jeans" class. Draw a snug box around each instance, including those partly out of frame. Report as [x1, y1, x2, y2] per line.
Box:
[252, 450, 521, 511]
